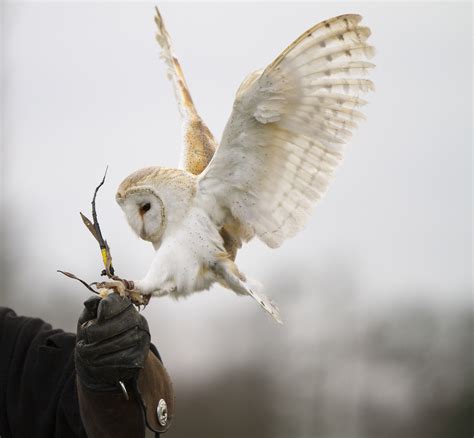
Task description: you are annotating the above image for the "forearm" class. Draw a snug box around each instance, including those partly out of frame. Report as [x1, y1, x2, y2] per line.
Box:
[77, 377, 146, 438]
[136, 349, 174, 433]
[0, 305, 174, 438]
[0, 308, 86, 438]
[77, 350, 173, 437]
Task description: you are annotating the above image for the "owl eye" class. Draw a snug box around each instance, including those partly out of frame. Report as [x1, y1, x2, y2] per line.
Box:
[141, 203, 151, 214]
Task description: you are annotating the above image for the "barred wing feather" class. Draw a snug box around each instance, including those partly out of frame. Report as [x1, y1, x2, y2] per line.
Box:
[154, 7, 217, 175]
[198, 14, 374, 248]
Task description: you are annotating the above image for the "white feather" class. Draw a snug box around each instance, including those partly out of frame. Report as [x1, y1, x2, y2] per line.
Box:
[118, 13, 374, 324]
[198, 14, 374, 248]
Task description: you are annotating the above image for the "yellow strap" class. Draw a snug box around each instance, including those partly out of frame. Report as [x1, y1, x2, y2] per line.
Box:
[101, 248, 108, 268]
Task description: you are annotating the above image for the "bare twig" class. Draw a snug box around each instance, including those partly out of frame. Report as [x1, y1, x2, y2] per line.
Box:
[80, 166, 115, 277]
[59, 168, 150, 308]
[57, 270, 99, 295]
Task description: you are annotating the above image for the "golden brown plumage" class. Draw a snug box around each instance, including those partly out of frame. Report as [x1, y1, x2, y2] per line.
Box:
[154, 7, 216, 176]
[114, 8, 374, 323]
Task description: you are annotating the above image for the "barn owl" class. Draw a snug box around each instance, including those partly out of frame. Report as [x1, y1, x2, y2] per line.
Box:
[113, 8, 374, 323]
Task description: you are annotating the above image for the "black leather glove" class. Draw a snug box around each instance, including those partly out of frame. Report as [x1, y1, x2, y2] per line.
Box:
[75, 293, 150, 392]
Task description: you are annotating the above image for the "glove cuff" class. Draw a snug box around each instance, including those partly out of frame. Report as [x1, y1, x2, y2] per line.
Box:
[76, 350, 174, 436]
[136, 350, 175, 433]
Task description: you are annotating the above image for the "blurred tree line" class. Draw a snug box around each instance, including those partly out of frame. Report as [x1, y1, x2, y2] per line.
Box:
[0, 228, 471, 438]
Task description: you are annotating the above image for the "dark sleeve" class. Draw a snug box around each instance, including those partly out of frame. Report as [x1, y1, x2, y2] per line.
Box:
[0, 307, 86, 438]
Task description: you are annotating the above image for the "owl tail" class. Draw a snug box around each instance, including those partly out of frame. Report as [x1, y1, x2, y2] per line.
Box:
[245, 278, 283, 324]
[214, 260, 283, 324]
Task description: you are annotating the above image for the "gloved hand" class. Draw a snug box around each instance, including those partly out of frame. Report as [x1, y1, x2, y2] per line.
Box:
[75, 293, 150, 392]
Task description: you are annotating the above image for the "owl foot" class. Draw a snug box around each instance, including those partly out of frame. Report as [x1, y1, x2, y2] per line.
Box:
[95, 280, 128, 296]
[94, 279, 150, 307]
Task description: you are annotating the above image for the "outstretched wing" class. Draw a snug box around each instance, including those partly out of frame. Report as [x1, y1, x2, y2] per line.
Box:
[154, 7, 217, 175]
[198, 14, 374, 248]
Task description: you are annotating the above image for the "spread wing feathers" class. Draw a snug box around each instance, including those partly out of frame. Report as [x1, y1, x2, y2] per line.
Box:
[198, 14, 374, 248]
[154, 7, 217, 175]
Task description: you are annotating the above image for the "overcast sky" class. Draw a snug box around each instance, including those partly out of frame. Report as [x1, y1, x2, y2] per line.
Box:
[1, 2, 471, 337]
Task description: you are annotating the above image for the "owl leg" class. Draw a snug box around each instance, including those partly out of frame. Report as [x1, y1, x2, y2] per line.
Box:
[213, 260, 282, 324]
[133, 279, 177, 297]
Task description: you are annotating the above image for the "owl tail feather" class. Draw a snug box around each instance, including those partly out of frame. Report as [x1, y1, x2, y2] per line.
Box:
[214, 261, 283, 324]
[246, 279, 283, 325]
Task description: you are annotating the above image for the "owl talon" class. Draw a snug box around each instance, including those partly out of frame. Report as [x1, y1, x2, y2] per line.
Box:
[129, 289, 151, 306]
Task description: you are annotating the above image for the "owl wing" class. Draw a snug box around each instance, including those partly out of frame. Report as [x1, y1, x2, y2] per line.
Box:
[198, 14, 374, 248]
[154, 7, 217, 175]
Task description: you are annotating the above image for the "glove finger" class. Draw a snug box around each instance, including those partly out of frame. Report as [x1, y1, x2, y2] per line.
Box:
[78, 363, 142, 389]
[96, 293, 133, 322]
[77, 295, 102, 328]
[82, 310, 149, 344]
[76, 326, 150, 366]
[75, 353, 143, 389]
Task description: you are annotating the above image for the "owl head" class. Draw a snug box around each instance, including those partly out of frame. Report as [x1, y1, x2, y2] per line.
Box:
[116, 166, 196, 244]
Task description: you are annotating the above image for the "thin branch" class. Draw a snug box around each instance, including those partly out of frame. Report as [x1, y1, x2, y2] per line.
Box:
[80, 167, 115, 277]
[91, 166, 108, 249]
[59, 168, 149, 308]
[57, 270, 99, 295]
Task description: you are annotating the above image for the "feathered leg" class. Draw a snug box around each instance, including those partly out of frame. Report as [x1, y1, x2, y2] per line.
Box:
[213, 259, 282, 324]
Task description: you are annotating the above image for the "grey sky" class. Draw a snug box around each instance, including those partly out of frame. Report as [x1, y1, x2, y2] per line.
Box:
[1, 2, 472, 336]
[1, 5, 472, 435]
